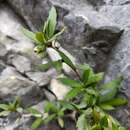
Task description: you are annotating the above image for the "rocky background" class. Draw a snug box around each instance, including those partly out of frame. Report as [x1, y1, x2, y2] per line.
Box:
[0, 0, 130, 129]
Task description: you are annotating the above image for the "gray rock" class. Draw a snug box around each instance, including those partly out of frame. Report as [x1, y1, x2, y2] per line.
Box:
[26, 71, 50, 86]
[0, 60, 6, 73]
[104, 0, 130, 5]
[0, 66, 44, 106]
[0, 4, 36, 57]
[0, 44, 7, 57]
[99, 3, 130, 129]
[100, 4, 130, 28]
[103, 29, 130, 129]
[8, 54, 32, 73]
[87, 0, 105, 6]
[62, 11, 122, 71]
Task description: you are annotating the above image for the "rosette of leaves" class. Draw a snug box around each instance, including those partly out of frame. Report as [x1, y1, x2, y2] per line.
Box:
[22, 6, 65, 57]
[58, 64, 127, 130]
[0, 97, 23, 117]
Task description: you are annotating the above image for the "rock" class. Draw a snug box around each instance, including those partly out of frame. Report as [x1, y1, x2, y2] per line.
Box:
[47, 46, 76, 76]
[50, 78, 70, 100]
[103, 29, 130, 129]
[0, 66, 44, 106]
[99, 2, 130, 129]
[100, 4, 130, 28]
[0, 60, 6, 73]
[0, 44, 7, 57]
[87, 0, 105, 6]
[62, 11, 122, 71]
[0, 4, 36, 58]
[104, 0, 130, 5]
[26, 71, 50, 86]
[8, 54, 32, 73]
[0, 4, 26, 41]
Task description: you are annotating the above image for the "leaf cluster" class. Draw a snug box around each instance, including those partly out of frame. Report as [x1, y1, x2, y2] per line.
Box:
[22, 6, 65, 57]
[0, 97, 23, 117]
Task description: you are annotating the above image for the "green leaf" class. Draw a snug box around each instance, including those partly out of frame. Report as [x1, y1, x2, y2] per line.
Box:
[65, 87, 82, 100]
[86, 88, 98, 96]
[35, 32, 46, 43]
[16, 107, 23, 113]
[58, 118, 64, 128]
[37, 60, 62, 71]
[44, 101, 58, 113]
[57, 49, 76, 71]
[86, 73, 104, 86]
[43, 114, 56, 124]
[91, 125, 101, 130]
[83, 94, 97, 106]
[27, 107, 42, 117]
[0, 111, 10, 117]
[92, 109, 100, 124]
[99, 76, 123, 102]
[100, 116, 108, 127]
[76, 64, 90, 71]
[108, 115, 120, 127]
[31, 118, 43, 130]
[59, 101, 75, 110]
[58, 77, 82, 88]
[0, 104, 9, 110]
[100, 104, 115, 111]
[119, 127, 126, 130]
[48, 6, 57, 38]
[47, 27, 65, 42]
[100, 98, 128, 107]
[12, 97, 21, 109]
[37, 62, 52, 71]
[52, 60, 62, 72]
[76, 114, 90, 130]
[82, 67, 93, 85]
[21, 27, 40, 44]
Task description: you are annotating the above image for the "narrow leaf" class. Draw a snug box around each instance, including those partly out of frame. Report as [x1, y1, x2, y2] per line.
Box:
[37, 60, 62, 71]
[48, 6, 57, 38]
[35, 32, 46, 43]
[58, 118, 64, 128]
[76, 114, 90, 130]
[44, 101, 58, 113]
[58, 77, 82, 88]
[119, 127, 126, 130]
[65, 87, 82, 100]
[100, 98, 128, 107]
[99, 76, 123, 102]
[47, 27, 66, 42]
[86, 73, 104, 86]
[0, 111, 10, 117]
[57, 49, 76, 71]
[21, 27, 40, 44]
[0, 104, 9, 110]
[31, 118, 43, 130]
[27, 107, 42, 117]
[100, 104, 115, 111]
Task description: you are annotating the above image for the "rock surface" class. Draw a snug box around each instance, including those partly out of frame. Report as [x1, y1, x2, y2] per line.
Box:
[99, 1, 130, 129]
[7, 0, 123, 71]
[0, 0, 130, 129]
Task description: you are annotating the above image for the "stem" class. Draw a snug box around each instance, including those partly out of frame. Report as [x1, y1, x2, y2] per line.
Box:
[74, 69, 81, 80]
[49, 45, 81, 80]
